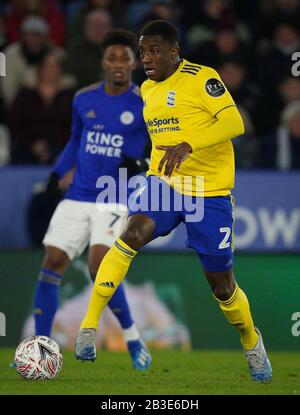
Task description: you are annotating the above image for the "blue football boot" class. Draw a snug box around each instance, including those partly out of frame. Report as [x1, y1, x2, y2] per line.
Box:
[127, 338, 152, 370]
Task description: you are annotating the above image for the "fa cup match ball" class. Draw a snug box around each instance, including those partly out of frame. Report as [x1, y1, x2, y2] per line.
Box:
[14, 335, 63, 380]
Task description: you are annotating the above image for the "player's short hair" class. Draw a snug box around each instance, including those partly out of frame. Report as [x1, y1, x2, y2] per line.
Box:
[102, 29, 138, 55]
[140, 20, 179, 45]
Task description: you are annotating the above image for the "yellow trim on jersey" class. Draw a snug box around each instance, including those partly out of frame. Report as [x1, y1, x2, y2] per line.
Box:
[230, 195, 235, 253]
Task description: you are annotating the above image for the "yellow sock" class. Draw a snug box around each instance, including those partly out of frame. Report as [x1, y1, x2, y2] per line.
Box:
[80, 239, 137, 330]
[214, 285, 259, 350]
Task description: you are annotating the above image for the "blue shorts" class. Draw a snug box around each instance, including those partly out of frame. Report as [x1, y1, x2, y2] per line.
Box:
[128, 176, 234, 273]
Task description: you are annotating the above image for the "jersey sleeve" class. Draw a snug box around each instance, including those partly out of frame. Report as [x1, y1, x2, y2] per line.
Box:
[197, 67, 236, 117]
[122, 122, 151, 160]
[54, 95, 82, 178]
[122, 89, 151, 161]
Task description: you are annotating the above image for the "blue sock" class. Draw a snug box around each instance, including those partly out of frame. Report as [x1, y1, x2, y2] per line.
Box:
[34, 268, 62, 337]
[107, 282, 134, 329]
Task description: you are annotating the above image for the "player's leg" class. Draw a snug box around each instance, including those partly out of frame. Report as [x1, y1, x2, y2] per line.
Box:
[76, 176, 181, 361]
[89, 244, 151, 370]
[36, 199, 89, 336]
[78, 213, 154, 331]
[34, 246, 70, 336]
[89, 244, 137, 335]
[185, 195, 272, 381]
[76, 214, 154, 361]
[79, 176, 181, 332]
[202, 265, 258, 349]
[202, 264, 272, 382]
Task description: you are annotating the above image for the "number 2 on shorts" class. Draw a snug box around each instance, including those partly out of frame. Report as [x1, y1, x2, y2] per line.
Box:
[219, 227, 231, 249]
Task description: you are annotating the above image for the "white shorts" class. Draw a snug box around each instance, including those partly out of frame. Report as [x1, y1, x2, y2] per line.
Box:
[43, 199, 128, 260]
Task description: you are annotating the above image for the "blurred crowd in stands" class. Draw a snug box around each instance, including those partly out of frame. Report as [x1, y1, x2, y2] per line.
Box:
[0, 0, 300, 170]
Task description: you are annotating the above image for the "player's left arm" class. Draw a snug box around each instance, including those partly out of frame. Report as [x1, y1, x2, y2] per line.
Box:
[188, 105, 244, 152]
[188, 69, 245, 152]
[156, 69, 244, 176]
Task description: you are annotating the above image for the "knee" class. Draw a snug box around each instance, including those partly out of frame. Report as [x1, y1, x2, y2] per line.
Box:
[122, 227, 145, 249]
[43, 249, 68, 274]
[121, 220, 154, 251]
[212, 285, 234, 301]
[206, 271, 236, 301]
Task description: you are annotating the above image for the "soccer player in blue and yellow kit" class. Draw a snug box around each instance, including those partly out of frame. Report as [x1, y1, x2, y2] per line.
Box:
[33, 30, 151, 370]
[76, 21, 272, 382]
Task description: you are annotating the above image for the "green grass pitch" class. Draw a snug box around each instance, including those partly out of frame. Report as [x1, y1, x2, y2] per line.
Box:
[0, 349, 299, 395]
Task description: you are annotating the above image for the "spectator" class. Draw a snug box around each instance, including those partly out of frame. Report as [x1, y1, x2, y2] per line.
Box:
[260, 76, 300, 138]
[256, 22, 300, 89]
[186, 0, 238, 51]
[0, 124, 10, 166]
[133, 0, 186, 83]
[5, 0, 65, 46]
[218, 61, 267, 135]
[231, 0, 258, 25]
[257, 0, 300, 44]
[279, 76, 300, 104]
[262, 101, 300, 169]
[68, 0, 125, 40]
[124, 1, 153, 30]
[277, 102, 300, 169]
[66, 10, 112, 88]
[0, 94, 5, 125]
[1, 16, 62, 108]
[190, 28, 252, 69]
[0, 13, 8, 51]
[138, 0, 187, 51]
[9, 51, 75, 165]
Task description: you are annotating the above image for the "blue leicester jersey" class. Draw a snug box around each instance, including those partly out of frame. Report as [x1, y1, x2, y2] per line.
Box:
[54, 82, 149, 203]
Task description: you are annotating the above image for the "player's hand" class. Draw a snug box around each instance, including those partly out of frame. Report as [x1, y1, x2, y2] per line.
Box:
[156, 142, 192, 177]
[45, 171, 61, 195]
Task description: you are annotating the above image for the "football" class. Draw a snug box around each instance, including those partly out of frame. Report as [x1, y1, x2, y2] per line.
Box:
[14, 335, 63, 380]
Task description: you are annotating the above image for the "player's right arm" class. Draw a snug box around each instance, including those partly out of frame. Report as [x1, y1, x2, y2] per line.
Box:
[52, 95, 82, 180]
[44, 95, 82, 193]
[156, 142, 192, 177]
